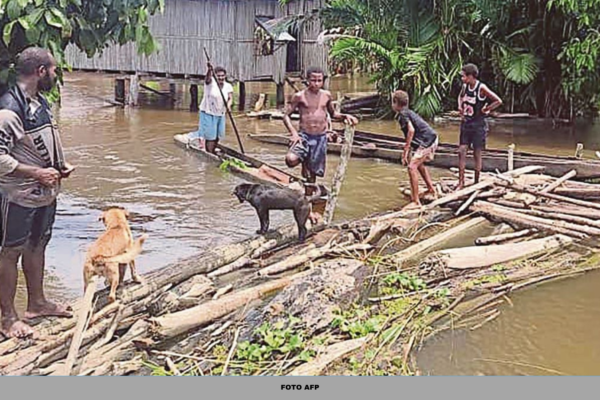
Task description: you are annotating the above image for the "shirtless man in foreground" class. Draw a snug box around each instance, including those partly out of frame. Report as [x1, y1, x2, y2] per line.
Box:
[283, 66, 358, 183]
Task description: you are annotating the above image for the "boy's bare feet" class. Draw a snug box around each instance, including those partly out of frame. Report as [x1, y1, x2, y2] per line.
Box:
[402, 201, 423, 211]
[422, 190, 438, 202]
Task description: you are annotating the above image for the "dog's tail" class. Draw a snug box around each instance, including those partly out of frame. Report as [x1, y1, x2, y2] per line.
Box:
[305, 184, 328, 203]
[95, 234, 148, 264]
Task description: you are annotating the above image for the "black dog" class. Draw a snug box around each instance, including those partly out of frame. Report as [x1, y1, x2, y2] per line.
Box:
[233, 183, 326, 241]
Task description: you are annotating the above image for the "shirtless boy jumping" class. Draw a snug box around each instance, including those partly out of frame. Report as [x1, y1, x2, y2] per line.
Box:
[283, 67, 358, 183]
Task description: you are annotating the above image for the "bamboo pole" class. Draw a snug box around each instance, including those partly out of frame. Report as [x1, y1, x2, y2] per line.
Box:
[324, 123, 355, 225]
[59, 277, 98, 376]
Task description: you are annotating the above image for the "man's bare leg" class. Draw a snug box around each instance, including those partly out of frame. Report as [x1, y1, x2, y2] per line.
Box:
[417, 164, 437, 199]
[474, 148, 483, 184]
[0, 247, 33, 338]
[22, 241, 72, 321]
[457, 145, 468, 190]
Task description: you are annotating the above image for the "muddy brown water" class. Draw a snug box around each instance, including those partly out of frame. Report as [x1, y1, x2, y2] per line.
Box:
[14, 72, 600, 374]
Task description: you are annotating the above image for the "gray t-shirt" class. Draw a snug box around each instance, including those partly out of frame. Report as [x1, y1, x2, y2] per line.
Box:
[0, 93, 65, 207]
[397, 109, 438, 150]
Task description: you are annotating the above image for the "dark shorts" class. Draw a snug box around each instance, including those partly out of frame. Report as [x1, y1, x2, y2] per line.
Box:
[289, 132, 328, 177]
[0, 197, 56, 248]
[460, 120, 488, 150]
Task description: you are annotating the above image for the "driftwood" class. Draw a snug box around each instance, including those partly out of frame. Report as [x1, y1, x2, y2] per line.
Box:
[288, 337, 368, 376]
[541, 170, 576, 193]
[150, 271, 310, 339]
[531, 204, 600, 220]
[503, 182, 600, 211]
[258, 243, 333, 276]
[392, 217, 488, 266]
[475, 229, 538, 246]
[455, 190, 480, 216]
[552, 188, 600, 200]
[0, 223, 315, 374]
[518, 209, 600, 229]
[431, 234, 572, 269]
[208, 257, 253, 278]
[427, 165, 544, 210]
[471, 201, 592, 239]
[59, 277, 98, 376]
[324, 124, 355, 225]
[362, 220, 394, 245]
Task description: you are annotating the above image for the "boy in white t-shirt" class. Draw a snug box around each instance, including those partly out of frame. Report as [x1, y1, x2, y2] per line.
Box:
[185, 62, 233, 154]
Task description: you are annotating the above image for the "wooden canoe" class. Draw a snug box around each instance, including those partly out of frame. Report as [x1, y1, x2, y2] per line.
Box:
[248, 130, 600, 180]
[174, 134, 329, 215]
[174, 134, 303, 189]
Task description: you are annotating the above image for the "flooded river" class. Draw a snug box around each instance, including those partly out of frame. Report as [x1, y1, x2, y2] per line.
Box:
[19, 72, 600, 374]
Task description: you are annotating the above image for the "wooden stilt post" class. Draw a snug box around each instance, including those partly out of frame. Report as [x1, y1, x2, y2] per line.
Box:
[575, 143, 584, 159]
[507, 143, 515, 171]
[190, 84, 199, 112]
[169, 82, 177, 101]
[276, 82, 285, 108]
[128, 74, 139, 106]
[115, 78, 126, 104]
[238, 81, 246, 112]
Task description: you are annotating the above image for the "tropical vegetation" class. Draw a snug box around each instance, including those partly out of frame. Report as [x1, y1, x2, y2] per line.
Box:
[0, 0, 164, 93]
[284, 0, 600, 120]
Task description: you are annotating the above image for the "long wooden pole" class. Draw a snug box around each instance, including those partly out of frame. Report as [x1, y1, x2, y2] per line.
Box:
[324, 123, 355, 225]
[203, 47, 245, 154]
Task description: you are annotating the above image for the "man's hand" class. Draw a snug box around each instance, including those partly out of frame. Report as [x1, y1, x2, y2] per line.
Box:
[290, 132, 301, 146]
[207, 61, 213, 71]
[344, 114, 359, 126]
[33, 167, 61, 187]
[481, 105, 490, 115]
[402, 147, 410, 166]
[60, 162, 75, 178]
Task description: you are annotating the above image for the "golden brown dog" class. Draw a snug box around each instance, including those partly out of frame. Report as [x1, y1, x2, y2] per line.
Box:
[83, 207, 148, 302]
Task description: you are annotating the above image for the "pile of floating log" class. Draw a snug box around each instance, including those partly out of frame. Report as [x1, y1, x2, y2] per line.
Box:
[340, 92, 381, 118]
[2, 165, 599, 376]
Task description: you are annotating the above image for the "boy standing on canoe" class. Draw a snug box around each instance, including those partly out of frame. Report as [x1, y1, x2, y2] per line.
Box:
[283, 66, 358, 183]
[457, 63, 503, 189]
[392, 90, 439, 209]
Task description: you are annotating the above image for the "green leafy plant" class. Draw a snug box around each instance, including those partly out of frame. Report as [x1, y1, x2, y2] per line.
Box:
[219, 158, 248, 172]
[382, 272, 427, 292]
[0, 0, 164, 93]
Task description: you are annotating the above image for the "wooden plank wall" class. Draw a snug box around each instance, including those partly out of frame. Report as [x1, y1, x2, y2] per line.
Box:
[64, 0, 328, 83]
